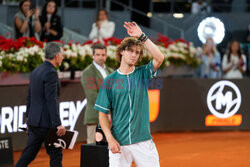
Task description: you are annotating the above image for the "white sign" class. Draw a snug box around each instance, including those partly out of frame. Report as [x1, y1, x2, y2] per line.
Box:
[0, 99, 87, 134]
[197, 17, 225, 44]
[207, 80, 241, 118]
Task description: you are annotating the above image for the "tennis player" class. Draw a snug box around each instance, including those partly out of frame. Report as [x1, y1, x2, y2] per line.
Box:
[94, 21, 164, 167]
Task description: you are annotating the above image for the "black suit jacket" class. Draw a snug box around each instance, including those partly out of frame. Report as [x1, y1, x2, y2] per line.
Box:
[40, 14, 63, 42]
[26, 61, 61, 128]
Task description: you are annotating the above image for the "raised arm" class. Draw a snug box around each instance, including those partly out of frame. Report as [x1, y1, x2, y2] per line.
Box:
[123, 21, 164, 72]
[15, 11, 32, 34]
[34, 7, 41, 33]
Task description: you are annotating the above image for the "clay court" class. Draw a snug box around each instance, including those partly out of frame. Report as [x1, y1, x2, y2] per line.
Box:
[13, 131, 250, 167]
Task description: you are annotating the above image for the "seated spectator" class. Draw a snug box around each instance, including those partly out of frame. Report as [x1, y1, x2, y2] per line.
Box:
[14, 0, 41, 40]
[40, 0, 63, 42]
[222, 41, 247, 79]
[89, 9, 115, 43]
[191, 0, 211, 14]
[197, 38, 221, 78]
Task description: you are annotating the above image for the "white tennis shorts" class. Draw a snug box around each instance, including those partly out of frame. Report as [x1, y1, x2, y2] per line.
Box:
[109, 139, 160, 167]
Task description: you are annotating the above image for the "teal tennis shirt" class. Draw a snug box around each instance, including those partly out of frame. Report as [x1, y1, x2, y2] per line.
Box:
[94, 60, 158, 146]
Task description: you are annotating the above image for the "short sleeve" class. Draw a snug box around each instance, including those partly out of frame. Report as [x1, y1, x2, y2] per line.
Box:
[143, 60, 158, 80]
[94, 80, 111, 114]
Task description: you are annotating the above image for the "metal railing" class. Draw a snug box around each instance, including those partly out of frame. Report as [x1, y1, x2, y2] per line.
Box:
[0, 22, 88, 43]
[62, 28, 88, 43]
[58, 0, 185, 39]
[0, 22, 13, 38]
[110, 0, 184, 38]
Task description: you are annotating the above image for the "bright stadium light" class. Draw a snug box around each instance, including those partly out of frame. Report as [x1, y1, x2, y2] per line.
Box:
[197, 17, 225, 44]
[147, 12, 153, 18]
[173, 13, 184, 19]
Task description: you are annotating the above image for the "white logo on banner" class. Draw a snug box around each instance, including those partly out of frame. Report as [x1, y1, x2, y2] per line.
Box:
[0, 99, 87, 133]
[207, 80, 241, 118]
[54, 139, 66, 149]
[60, 99, 87, 131]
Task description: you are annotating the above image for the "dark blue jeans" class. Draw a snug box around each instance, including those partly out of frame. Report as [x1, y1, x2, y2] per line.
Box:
[15, 126, 62, 167]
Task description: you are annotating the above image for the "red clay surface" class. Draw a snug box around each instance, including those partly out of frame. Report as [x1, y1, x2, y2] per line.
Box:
[14, 131, 250, 167]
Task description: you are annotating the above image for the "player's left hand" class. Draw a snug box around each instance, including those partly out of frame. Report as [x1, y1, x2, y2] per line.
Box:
[123, 21, 142, 38]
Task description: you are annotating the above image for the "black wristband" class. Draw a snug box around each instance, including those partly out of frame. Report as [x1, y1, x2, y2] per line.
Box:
[142, 35, 148, 42]
[138, 33, 145, 41]
[138, 32, 148, 43]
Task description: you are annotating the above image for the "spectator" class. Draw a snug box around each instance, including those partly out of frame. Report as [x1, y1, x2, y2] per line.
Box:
[197, 38, 221, 78]
[81, 44, 113, 144]
[40, 0, 63, 42]
[14, 0, 41, 40]
[222, 41, 247, 78]
[89, 9, 115, 43]
[191, 0, 211, 14]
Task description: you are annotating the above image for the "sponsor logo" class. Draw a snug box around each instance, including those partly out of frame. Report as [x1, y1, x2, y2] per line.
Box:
[206, 80, 242, 126]
[0, 100, 87, 133]
[53, 139, 66, 149]
[0, 89, 161, 133]
[0, 139, 9, 149]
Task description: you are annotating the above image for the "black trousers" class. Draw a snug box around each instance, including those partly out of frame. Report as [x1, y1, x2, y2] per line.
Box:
[15, 126, 62, 167]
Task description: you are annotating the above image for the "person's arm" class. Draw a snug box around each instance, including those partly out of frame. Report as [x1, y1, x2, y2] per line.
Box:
[99, 21, 115, 38]
[48, 16, 63, 38]
[211, 52, 221, 72]
[238, 55, 247, 73]
[123, 21, 164, 72]
[94, 79, 120, 154]
[44, 71, 65, 136]
[99, 112, 121, 153]
[89, 23, 98, 40]
[56, 16, 63, 38]
[223, 63, 234, 73]
[222, 55, 234, 73]
[48, 29, 58, 36]
[15, 16, 30, 34]
[34, 7, 41, 33]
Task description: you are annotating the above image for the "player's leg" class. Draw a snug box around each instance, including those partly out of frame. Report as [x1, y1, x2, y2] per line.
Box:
[109, 146, 133, 167]
[130, 140, 160, 167]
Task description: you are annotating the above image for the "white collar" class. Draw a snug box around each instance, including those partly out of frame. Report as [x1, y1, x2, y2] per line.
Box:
[93, 61, 106, 70]
[117, 67, 135, 75]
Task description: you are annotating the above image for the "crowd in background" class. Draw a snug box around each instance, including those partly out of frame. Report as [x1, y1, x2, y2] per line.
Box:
[4, 0, 250, 78]
[14, 0, 63, 42]
[195, 38, 248, 79]
[13, 0, 115, 42]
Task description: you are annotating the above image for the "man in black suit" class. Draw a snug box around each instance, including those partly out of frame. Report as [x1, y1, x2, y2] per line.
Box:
[16, 42, 66, 167]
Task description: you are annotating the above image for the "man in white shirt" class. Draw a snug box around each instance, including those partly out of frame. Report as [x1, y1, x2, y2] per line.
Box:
[81, 44, 114, 144]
